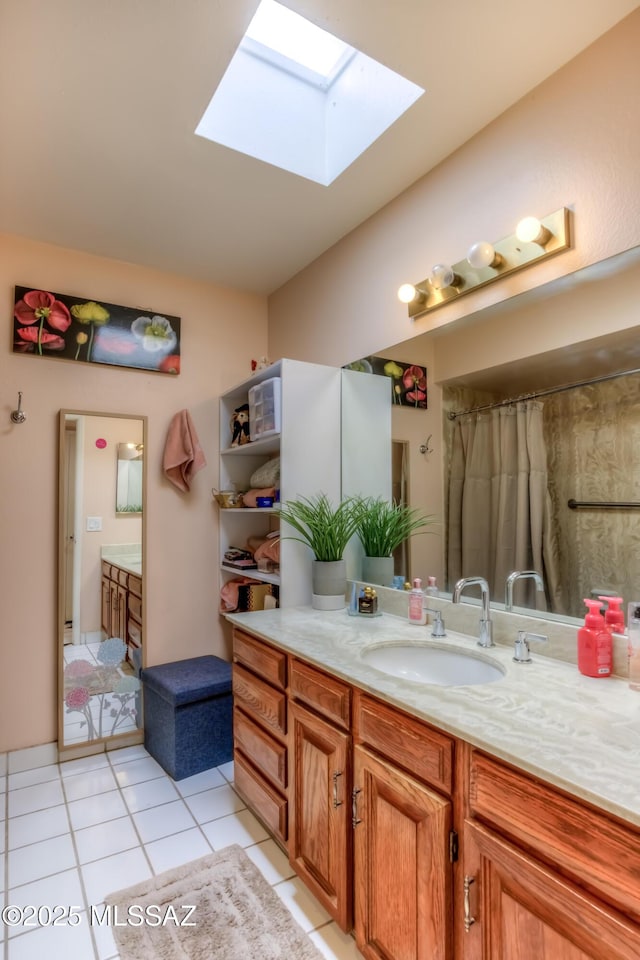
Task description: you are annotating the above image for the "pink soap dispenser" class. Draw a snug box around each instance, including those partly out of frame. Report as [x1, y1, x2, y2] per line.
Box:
[578, 599, 612, 677]
[598, 595, 625, 634]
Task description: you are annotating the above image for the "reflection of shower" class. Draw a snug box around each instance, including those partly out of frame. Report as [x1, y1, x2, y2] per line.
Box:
[392, 440, 410, 580]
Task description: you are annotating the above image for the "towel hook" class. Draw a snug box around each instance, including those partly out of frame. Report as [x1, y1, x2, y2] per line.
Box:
[419, 434, 432, 455]
[10, 391, 26, 424]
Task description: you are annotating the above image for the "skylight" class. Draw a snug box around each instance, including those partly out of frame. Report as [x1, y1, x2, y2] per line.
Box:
[195, 0, 424, 186]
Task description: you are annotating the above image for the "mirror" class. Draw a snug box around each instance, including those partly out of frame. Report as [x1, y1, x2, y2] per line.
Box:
[345, 244, 640, 625]
[58, 411, 147, 758]
[116, 442, 144, 514]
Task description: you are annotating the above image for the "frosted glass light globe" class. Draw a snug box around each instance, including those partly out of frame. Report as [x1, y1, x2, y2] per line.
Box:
[516, 216, 547, 244]
[467, 241, 498, 269]
[397, 283, 418, 304]
[429, 263, 456, 290]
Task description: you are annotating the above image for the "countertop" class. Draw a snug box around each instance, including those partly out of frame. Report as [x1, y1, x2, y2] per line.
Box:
[226, 606, 640, 829]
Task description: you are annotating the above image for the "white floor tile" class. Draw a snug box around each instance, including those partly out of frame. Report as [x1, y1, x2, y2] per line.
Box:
[68, 790, 128, 830]
[0, 852, 4, 893]
[273, 876, 332, 933]
[74, 816, 140, 865]
[91, 908, 119, 960]
[81, 847, 152, 906]
[0, 752, 7, 776]
[217, 759, 234, 782]
[121, 777, 179, 813]
[112, 756, 165, 787]
[8, 868, 85, 919]
[108, 744, 150, 765]
[200, 808, 269, 850]
[8, 743, 57, 774]
[132, 799, 196, 843]
[183, 783, 245, 824]
[8, 765, 61, 791]
[245, 838, 296, 885]
[144, 828, 212, 875]
[63, 766, 118, 802]
[7, 914, 94, 960]
[9, 806, 71, 850]
[60, 754, 109, 778]
[9, 833, 76, 887]
[8, 779, 65, 818]
[173, 766, 226, 796]
[309, 923, 365, 959]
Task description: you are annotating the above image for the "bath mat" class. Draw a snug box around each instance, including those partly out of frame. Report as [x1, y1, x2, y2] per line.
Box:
[104, 843, 325, 960]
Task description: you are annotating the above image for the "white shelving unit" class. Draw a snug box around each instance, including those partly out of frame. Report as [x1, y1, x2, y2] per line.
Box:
[218, 359, 342, 608]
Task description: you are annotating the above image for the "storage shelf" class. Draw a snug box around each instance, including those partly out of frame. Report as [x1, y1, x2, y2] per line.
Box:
[220, 435, 280, 456]
[219, 506, 280, 515]
[221, 564, 281, 586]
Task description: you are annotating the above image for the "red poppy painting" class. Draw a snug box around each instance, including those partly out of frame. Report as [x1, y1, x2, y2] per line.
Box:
[344, 355, 428, 409]
[12, 285, 181, 375]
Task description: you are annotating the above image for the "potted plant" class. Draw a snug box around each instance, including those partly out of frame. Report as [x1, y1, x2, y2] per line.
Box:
[278, 493, 363, 609]
[355, 497, 435, 586]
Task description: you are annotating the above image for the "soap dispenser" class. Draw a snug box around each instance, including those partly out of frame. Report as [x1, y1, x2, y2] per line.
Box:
[408, 578, 426, 625]
[598, 595, 625, 634]
[578, 599, 612, 677]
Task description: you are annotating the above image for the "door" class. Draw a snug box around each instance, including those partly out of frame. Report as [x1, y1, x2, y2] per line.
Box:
[289, 700, 352, 930]
[353, 745, 452, 960]
[461, 820, 640, 960]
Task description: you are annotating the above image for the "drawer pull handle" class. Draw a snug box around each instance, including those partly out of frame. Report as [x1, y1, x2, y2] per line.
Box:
[463, 875, 476, 932]
[332, 770, 343, 808]
[352, 787, 362, 828]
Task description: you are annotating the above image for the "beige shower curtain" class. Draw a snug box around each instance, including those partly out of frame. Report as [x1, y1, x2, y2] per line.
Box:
[447, 401, 562, 611]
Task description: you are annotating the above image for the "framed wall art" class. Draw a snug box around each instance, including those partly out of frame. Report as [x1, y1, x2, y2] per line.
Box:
[344, 355, 427, 408]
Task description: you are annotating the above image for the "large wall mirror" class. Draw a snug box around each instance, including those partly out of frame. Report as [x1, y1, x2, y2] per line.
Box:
[58, 410, 147, 759]
[345, 244, 640, 626]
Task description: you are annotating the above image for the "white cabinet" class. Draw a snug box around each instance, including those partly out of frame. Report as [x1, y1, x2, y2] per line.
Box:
[219, 359, 342, 607]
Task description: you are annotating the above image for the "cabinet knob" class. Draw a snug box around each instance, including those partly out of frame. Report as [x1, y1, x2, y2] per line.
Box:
[463, 875, 476, 932]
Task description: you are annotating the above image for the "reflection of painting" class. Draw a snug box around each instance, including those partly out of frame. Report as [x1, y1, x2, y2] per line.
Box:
[13, 286, 181, 374]
[344, 355, 427, 409]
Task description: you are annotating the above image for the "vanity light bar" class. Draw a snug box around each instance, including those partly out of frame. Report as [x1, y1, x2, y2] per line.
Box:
[399, 208, 571, 320]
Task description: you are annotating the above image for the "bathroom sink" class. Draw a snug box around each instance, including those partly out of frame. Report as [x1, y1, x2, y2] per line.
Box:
[360, 643, 505, 686]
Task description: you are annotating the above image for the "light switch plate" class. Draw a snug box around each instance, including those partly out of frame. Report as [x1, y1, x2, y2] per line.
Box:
[86, 516, 103, 532]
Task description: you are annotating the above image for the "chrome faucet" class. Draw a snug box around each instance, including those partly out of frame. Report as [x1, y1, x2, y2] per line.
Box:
[505, 570, 545, 611]
[452, 576, 494, 647]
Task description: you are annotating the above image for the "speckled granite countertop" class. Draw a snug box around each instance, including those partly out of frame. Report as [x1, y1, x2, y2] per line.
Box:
[226, 606, 640, 829]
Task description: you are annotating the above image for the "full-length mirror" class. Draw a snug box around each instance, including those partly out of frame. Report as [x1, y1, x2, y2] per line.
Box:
[346, 244, 640, 624]
[58, 410, 147, 757]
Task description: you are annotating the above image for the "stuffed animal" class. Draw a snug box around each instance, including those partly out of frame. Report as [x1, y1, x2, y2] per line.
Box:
[251, 356, 271, 372]
[230, 403, 250, 446]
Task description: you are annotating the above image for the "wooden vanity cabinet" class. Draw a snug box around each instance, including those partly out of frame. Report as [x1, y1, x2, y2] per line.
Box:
[232, 629, 289, 847]
[460, 749, 640, 960]
[101, 561, 142, 664]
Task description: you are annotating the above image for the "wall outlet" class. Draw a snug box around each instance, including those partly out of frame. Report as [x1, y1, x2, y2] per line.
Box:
[86, 516, 103, 532]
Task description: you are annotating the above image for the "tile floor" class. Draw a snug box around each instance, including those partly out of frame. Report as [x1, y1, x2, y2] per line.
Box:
[0, 744, 364, 960]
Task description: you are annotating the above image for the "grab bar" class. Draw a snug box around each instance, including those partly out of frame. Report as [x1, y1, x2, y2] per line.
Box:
[568, 499, 640, 510]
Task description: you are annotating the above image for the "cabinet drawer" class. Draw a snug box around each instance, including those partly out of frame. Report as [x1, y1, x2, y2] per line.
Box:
[127, 618, 141, 648]
[128, 573, 142, 598]
[469, 750, 640, 922]
[233, 663, 287, 739]
[234, 707, 287, 791]
[117, 567, 129, 587]
[128, 593, 142, 622]
[102, 561, 113, 579]
[234, 751, 288, 846]
[289, 658, 351, 731]
[355, 693, 453, 796]
[233, 629, 287, 690]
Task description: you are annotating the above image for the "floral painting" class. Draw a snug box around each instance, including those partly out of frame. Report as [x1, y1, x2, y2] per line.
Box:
[344, 355, 427, 408]
[13, 286, 181, 374]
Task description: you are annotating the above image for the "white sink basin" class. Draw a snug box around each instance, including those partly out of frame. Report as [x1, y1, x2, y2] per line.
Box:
[361, 643, 505, 686]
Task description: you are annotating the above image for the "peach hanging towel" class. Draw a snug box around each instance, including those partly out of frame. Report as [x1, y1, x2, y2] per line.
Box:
[163, 409, 206, 492]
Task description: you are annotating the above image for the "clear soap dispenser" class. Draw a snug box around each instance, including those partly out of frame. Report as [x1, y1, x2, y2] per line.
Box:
[408, 578, 426, 625]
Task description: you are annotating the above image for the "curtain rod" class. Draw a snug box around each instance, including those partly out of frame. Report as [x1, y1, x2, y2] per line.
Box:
[447, 366, 640, 421]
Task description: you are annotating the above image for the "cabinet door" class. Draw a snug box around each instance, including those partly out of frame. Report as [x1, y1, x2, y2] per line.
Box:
[462, 820, 640, 960]
[101, 575, 111, 636]
[353, 745, 452, 960]
[289, 700, 352, 931]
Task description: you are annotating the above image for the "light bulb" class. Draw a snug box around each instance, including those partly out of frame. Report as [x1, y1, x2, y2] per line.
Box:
[429, 263, 459, 290]
[516, 216, 551, 245]
[466, 241, 502, 270]
[398, 283, 417, 304]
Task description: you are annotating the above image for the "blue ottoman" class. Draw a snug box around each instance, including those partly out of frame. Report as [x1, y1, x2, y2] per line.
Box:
[142, 656, 233, 780]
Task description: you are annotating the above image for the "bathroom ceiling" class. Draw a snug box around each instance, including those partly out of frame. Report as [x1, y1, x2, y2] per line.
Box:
[0, 0, 637, 295]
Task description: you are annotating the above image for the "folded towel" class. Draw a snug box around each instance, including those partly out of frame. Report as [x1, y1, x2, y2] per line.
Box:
[163, 409, 206, 492]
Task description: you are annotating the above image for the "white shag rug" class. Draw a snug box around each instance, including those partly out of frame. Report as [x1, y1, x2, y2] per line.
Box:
[104, 843, 325, 959]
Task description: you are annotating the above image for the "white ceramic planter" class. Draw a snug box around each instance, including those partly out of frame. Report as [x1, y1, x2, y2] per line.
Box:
[312, 559, 346, 610]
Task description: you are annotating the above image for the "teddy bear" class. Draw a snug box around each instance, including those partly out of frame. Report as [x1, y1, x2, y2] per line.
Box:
[230, 403, 250, 446]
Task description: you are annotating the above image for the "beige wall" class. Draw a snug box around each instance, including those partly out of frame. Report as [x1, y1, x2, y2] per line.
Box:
[1, 233, 267, 751]
[267, 10, 640, 369]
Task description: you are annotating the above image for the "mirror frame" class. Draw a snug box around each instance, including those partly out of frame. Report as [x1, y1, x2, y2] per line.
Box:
[57, 409, 148, 760]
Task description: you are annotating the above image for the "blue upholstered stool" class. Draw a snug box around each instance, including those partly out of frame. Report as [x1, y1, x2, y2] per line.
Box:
[141, 655, 233, 780]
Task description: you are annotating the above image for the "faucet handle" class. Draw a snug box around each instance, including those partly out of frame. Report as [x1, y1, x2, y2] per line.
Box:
[513, 630, 548, 663]
[424, 607, 446, 638]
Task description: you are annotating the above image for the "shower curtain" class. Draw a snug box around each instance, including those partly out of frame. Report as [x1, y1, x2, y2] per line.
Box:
[447, 401, 562, 611]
